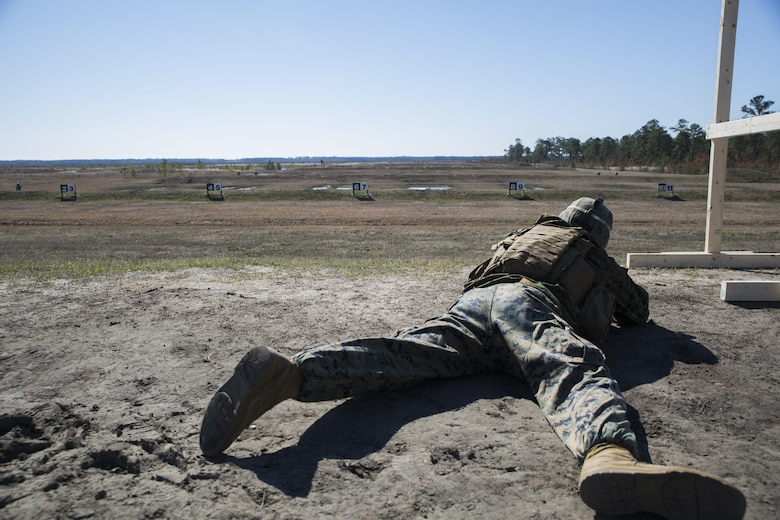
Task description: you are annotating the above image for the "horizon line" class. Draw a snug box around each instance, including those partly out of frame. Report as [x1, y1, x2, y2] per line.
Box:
[1, 155, 503, 165]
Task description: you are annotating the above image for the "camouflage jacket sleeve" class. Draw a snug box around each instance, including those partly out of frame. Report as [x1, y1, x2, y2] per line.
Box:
[586, 248, 649, 325]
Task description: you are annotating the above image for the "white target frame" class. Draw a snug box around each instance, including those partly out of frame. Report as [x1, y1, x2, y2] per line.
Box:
[508, 182, 525, 193]
[60, 184, 77, 201]
[352, 182, 369, 198]
[206, 182, 224, 200]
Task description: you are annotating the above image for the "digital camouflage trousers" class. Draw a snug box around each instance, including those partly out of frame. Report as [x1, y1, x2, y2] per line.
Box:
[291, 283, 637, 461]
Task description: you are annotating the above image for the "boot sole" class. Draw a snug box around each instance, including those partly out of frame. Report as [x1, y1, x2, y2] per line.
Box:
[579, 467, 746, 520]
[200, 346, 284, 457]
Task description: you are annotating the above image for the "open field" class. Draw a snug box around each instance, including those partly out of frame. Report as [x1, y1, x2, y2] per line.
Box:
[1, 163, 779, 519]
[2, 162, 779, 277]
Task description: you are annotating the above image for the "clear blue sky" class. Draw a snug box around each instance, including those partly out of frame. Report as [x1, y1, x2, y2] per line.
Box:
[1, 0, 778, 160]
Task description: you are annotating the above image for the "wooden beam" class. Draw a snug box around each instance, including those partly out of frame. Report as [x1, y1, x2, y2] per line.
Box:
[705, 138, 728, 253]
[704, 0, 739, 254]
[626, 251, 780, 269]
[721, 281, 780, 302]
[707, 112, 780, 139]
[711, 0, 738, 126]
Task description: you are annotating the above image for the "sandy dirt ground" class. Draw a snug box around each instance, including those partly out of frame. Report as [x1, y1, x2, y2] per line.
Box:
[1, 265, 778, 519]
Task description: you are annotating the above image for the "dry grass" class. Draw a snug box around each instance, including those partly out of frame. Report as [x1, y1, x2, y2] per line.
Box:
[1, 163, 778, 278]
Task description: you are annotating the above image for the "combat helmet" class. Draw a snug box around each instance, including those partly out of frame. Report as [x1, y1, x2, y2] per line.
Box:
[559, 197, 613, 249]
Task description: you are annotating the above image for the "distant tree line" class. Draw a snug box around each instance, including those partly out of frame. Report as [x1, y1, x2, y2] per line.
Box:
[505, 95, 779, 174]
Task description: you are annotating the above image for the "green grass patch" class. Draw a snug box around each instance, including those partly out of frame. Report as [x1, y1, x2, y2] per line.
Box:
[0, 255, 463, 282]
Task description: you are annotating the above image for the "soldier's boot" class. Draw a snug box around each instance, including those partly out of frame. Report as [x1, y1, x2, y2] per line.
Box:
[200, 346, 302, 457]
[578, 443, 746, 520]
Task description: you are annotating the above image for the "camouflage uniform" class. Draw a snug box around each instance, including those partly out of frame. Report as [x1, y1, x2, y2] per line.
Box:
[292, 215, 648, 461]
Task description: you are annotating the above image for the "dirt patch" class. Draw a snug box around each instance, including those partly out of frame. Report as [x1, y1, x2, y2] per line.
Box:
[1, 266, 778, 519]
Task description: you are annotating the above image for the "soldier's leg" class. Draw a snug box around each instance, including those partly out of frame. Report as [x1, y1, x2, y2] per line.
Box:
[490, 283, 636, 461]
[201, 285, 504, 456]
[489, 284, 746, 519]
[294, 285, 510, 401]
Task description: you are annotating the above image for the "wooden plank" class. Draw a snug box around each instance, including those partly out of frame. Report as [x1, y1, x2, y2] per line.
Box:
[707, 112, 780, 139]
[705, 138, 728, 253]
[626, 251, 780, 269]
[704, 0, 739, 254]
[711, 0, 738, 126]
[721, 281, 780, 302]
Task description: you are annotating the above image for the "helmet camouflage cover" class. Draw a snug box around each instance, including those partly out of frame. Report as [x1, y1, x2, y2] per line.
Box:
[558, 197, 613, 249]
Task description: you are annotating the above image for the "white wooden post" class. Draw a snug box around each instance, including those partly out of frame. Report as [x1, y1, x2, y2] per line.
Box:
[704, 0, 739, 254]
